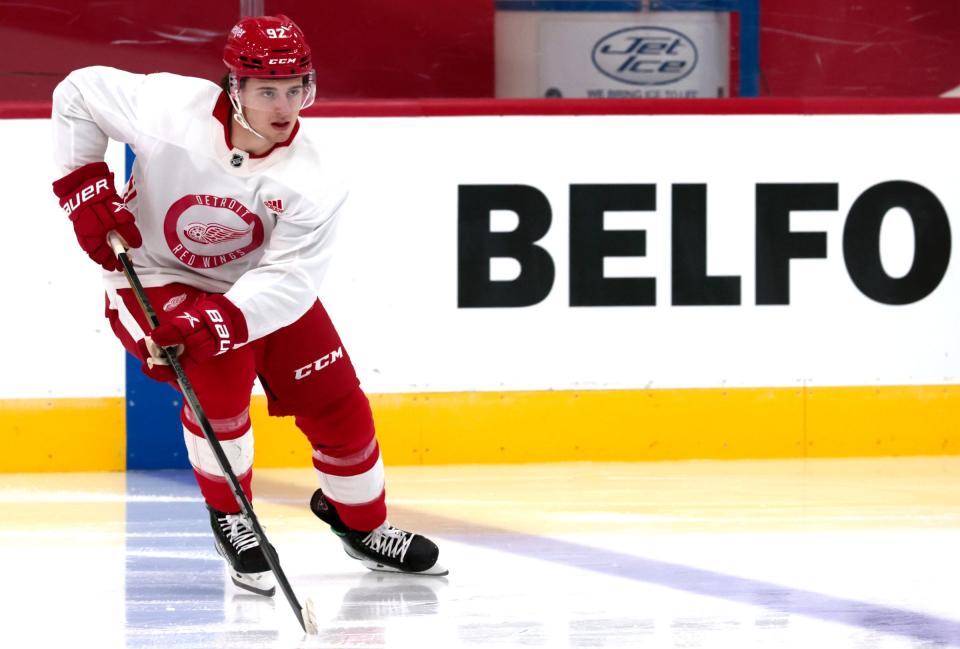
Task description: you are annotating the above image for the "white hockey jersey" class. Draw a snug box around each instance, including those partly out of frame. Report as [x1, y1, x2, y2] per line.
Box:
[52, 66, 347, 342]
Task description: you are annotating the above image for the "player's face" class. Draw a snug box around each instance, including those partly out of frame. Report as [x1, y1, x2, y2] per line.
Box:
[239, 77, 306, 143]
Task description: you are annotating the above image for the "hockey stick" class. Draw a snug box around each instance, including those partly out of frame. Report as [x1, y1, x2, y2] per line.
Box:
[107, 232, 318, 635]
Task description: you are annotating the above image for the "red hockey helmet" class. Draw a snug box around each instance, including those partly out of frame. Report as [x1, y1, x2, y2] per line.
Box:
[223, 14, 316, 114]
[223, 14, 313, 78]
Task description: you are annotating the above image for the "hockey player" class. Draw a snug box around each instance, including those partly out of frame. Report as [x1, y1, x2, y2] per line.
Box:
[51, 14, 446, 596]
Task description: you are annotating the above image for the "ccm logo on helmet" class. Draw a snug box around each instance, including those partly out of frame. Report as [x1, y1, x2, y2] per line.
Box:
[267, 58, 297, 65]
[294, 347, 343, 380]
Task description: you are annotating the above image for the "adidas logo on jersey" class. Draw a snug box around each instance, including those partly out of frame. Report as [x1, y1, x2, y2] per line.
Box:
[263, 199, 284, 214]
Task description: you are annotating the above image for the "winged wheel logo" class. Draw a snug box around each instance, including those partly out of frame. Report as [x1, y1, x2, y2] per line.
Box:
[183, 222, 252, 245]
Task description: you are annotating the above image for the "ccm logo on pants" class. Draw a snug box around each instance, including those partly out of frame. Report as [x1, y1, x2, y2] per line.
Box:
[294, 347, 344, 380]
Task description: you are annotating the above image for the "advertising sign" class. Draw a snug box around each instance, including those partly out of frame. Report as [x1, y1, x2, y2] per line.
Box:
[538, 13, 730, 98]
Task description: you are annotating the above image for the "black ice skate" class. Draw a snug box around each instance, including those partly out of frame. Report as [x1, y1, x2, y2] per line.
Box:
[310, 489, 448, 576]
[209, 506, 277, 596]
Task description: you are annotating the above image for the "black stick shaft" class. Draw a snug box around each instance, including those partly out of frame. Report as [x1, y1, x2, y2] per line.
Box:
[114, 246, 307, 632]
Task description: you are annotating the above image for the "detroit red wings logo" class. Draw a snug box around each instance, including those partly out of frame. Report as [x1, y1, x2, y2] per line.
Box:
[165, 194, 265, 270]
[183, 222, 252, 245]
[162, 293, 188, 312]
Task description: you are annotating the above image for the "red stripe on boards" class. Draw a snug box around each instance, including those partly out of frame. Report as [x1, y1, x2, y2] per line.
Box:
[6, 97, 960, 120]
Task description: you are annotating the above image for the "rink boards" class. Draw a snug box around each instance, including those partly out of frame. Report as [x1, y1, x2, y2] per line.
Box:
[4, 102, 960, 470]
[4, 385, 960, 472]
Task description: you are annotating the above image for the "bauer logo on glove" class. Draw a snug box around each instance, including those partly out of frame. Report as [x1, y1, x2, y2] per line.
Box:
[146, 295, 249, 371]
[61, 177, 109, 214]
[51, 161, 142, 272]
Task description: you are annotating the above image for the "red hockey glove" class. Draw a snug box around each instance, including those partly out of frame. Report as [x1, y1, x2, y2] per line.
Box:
[148, 295, 248, 369]
[52, 161, 142, 272]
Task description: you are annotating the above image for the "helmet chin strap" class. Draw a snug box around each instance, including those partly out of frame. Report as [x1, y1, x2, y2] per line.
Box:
[228, 91, 267, 141]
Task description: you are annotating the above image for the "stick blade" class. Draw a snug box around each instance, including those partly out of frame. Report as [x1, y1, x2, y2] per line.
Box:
[302, 597, 320, 635]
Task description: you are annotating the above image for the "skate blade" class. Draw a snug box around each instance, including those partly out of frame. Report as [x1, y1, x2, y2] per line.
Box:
[341, 539, 449, 576]
[214, 539, 276, 596]
[360, 559, 449, 576]
[229, 568, 276, 597]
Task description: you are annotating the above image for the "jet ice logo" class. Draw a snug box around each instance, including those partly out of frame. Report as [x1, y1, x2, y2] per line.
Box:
[294, 347, 344, 380]
[592, 27, 698, 86]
